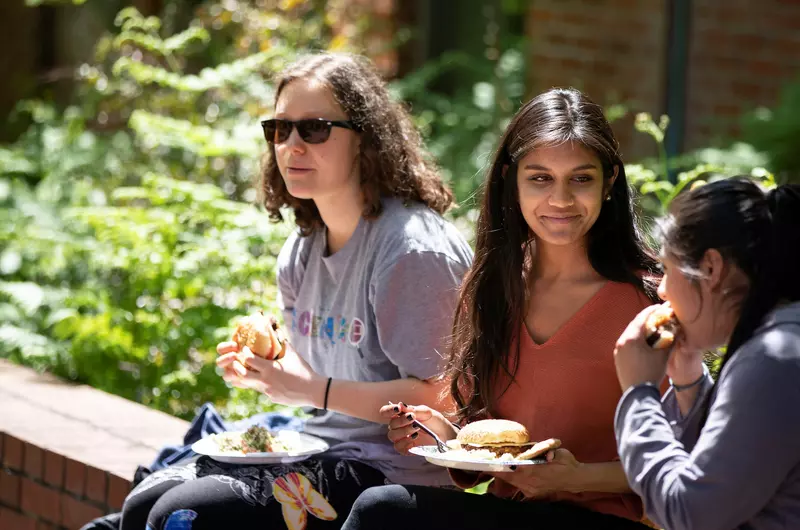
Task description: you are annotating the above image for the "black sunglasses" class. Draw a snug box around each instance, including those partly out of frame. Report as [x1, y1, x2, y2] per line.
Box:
[261, 118, 360, 145]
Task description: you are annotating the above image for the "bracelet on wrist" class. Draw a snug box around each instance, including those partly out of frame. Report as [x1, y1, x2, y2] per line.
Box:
[669, 363, 709, 392]
[323, 377, 333, 411]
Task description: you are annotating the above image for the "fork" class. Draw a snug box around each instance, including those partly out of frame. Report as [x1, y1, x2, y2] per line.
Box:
[412, 421, 450, 453]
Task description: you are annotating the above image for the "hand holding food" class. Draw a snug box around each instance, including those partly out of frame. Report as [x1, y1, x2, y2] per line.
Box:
[614, 304, 674, 391]
[217, 311, 288, 381]
[232, 311, 288, 360]
[489, 445, 584, 499]
[644, 302, 680, 350]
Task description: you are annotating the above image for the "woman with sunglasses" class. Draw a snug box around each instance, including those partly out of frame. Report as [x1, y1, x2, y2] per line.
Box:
[614, 179, 800, 530]
[118, 52, 472, 530]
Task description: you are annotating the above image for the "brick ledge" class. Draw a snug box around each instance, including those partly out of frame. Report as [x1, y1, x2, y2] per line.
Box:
[0, 359, 190, 529]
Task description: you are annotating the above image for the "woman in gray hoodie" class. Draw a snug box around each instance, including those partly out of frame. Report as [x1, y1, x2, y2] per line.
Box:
[613, 178, 800, 530]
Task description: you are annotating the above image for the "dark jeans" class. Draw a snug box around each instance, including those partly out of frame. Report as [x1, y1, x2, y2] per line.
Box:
[120, 456, 387, 530]
[341, 485, 652, 530]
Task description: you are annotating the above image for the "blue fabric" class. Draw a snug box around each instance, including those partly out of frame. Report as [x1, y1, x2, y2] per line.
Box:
[162, 509, 198, 530]
[148, 402, 305, 471]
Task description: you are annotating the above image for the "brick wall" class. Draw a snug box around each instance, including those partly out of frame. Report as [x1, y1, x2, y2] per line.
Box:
[0, 434, 130, 530]
[684, 0, 800, 149]
[526, 0, 669, 160]
[524, 0, 800, 159]
[0, 361, 188, 530]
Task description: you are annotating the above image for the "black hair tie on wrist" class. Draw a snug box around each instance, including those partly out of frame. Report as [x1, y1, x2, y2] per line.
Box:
[323, 377, 333, 411]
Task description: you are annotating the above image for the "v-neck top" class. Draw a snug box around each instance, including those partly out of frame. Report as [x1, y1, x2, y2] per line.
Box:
[492, 281, 653, 521]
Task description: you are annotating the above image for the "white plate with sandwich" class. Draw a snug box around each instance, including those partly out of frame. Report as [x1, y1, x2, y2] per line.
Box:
[408, 419, 558, 473]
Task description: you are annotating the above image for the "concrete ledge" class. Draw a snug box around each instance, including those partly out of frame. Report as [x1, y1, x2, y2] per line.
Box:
[0, 359, 189, 529]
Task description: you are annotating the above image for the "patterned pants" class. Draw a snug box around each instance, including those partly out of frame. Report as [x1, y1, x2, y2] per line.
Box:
[119, 457, 387, 530]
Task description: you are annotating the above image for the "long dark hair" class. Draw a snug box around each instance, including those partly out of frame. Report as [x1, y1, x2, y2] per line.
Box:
[445, 88, 659, 422]
[660, 178, 800, 374]
[259, 52, 453, 235]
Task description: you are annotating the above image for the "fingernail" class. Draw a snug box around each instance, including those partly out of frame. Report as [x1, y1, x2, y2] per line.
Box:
[510, 465, 517, 471]
[411, 421, 420, 429]
[410, 432, 419, 439]
[393, 406, 400, 413]
[406, 414, 414, 421]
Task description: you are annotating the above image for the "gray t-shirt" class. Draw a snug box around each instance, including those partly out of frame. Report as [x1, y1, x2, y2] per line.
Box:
[615, 302, 800, 530]
[276, 197, 473, 486]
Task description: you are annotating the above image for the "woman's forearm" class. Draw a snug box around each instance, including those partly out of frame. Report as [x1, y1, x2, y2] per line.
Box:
[574, 461, 632, 494]
[322, 376, 450, 424]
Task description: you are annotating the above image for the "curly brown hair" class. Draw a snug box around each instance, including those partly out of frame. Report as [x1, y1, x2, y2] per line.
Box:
[259, 52, 454, 235]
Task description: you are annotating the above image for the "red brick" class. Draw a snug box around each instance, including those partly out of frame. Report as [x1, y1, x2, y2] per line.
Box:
[529, 8, 555, 21]
[3, 435, 23, 471]
[84, 466, 107, 504]
[107, 475, 131, 511]
[749, 60, 783, 77]
[64, 459, 85, 497]
[20, 477, 61, 523]
[0, 508, 37, 530]
[61, 495, 104, 530]
[23, 444, 43, 480]
[0, 470, 20, 508]
[43, 451, 64, 488]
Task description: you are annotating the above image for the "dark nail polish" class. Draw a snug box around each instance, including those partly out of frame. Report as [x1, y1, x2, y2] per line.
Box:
[509, 465, 517, 471]
[412, 421, 420, 429]
[393, 406, 400, 413]
[406, 414, 414, 421]
[411, 432, 419, 439]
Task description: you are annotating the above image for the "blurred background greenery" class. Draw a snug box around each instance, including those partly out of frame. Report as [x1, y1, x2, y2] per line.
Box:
[0, 0, 796, 420]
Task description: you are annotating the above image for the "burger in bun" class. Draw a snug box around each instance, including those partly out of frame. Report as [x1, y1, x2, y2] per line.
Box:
[232, 311, 288, 361]
[644, 303, 680, 350]
[456, 419, 560, 460]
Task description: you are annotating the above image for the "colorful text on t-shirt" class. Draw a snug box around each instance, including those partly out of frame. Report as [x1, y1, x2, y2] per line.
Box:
[291, 308, 366, 347]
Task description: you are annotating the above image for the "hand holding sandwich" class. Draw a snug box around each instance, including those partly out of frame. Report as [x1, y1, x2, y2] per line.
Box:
[614, 303, 685, 391]
[489, 448, 583, 499]
[216, 313, 327, 407]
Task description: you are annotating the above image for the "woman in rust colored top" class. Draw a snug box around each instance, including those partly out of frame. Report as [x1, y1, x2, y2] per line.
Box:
[340, 88, 661, 529]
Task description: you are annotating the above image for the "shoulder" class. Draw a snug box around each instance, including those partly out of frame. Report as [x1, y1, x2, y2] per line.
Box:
[367, 197, 473, 268]
[277, 229, 318, 280]
[739, 303, 800, 366]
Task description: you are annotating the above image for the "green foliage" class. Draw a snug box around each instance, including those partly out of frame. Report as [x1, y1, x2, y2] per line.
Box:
[393, 46, 526, 212]
[0, 170, 292, 419]
[628, 112, 776, 220]
[742, 78, 800, 183]
[0, 0, 373, 420]
[26, 0, 86, 5]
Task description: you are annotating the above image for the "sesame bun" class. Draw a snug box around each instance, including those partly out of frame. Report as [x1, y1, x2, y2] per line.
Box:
[232, 311, 287, 360]
[457, 419, 530, 447]
[644, 303, 680, 350]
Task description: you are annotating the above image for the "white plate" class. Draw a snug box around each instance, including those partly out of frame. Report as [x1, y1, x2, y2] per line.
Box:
[408, 445, 547, 473]
[192, 430, 329, 465]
